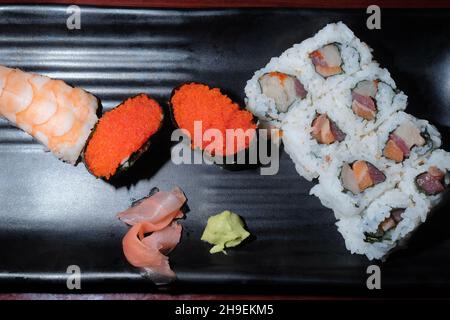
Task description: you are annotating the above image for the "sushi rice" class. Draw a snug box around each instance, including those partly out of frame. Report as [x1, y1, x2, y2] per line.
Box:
[357, 111, 441, 166]
[399, 149, 450, 207]
[282, 94, 352, 181]
[245, 22, 373, 127]
[281, 22, 373, 97]
[243, 21, 449, 260]
[244, 56, 309, 126]
[331, 63, 408, 137]
[310, 151, 402, 218]
[336, 189, 429, 260]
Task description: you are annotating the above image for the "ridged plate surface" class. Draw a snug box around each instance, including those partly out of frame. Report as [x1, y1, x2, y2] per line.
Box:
[0, 5, 449, 294]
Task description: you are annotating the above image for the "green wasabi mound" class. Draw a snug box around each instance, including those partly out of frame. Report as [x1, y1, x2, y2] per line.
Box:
[201, 210, 250, 254]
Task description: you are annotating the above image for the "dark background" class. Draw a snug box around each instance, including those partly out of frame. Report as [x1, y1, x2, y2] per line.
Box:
[0, 4, 449, 297]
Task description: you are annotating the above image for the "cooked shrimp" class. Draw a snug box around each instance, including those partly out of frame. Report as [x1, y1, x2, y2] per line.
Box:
[0, 65, 99, 164]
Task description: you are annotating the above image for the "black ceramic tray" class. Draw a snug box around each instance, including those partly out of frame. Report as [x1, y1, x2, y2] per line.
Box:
[1, 5, 449, 295]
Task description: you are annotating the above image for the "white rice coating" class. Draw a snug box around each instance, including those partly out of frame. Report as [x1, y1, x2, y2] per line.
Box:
[310, 150, 402, 218]
[281, 22, 373, 97]
[358, 111, 441, 167]
[331, 63, 408, 137]
[282, 94, 353, 181]
[244, 56, 310, 126]
[245, 21, 373, 127]
[399, 149, 450, 207]
[244, 21, 448, 260]
[336, 189, 429, 260]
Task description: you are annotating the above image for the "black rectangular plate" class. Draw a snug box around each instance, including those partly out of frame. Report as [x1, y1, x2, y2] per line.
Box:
[1, 5, 450, 295]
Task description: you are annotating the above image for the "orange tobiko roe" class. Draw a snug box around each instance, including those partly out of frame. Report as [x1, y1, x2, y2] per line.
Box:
[84, 94, 163, 179]
[171, 83, 256, 156]
[268, 71, 288, 83]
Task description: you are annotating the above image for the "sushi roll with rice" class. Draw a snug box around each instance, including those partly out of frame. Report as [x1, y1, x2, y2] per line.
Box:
[170, 83, 257, 158]
[280, 22, 373, 97]
[338, 151, 449, 259]
[358, 111, 441, 165]
[331, 63, 408, 136]
[282, 94, 350, 180]
[0, 65, 99, 164]
[399, 149, 450, 207]
[244, 57, 308, 127]
[245, 22, 373, 127]
[310, 152, 402, 218]
[336, 189, 430, 260]
[84, 94, 163, 180]
[243, 21, 448, 260]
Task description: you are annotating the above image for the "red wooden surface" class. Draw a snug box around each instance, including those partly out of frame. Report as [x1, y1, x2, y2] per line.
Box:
[0, 0, 447, 301]
[0, 0, 449, 8]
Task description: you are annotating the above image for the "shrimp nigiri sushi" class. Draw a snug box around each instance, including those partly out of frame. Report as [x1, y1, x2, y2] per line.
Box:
[0, 65, 99, 164]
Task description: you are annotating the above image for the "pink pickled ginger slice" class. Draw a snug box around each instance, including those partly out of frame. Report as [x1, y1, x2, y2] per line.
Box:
[117, 187, 186, 232]
[123, 221, 182, 285]
[118, 187, 187, 285]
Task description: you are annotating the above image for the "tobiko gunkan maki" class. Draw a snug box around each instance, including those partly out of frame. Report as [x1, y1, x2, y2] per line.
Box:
[84, 94, 163, 179]
[170, 83, 257, 157]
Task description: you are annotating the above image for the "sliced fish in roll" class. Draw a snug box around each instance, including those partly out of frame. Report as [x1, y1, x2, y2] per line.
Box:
[331, 63, 408, 136]
[310, 151, 402, 218]
[336, 189, 430, 260]
[282, 94, 350, 181]
[358, 111, 441, 165]
[245, 22, 373, 127]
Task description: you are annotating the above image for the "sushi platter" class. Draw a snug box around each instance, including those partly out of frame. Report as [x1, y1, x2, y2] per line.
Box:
[1, 5, 450, 296]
